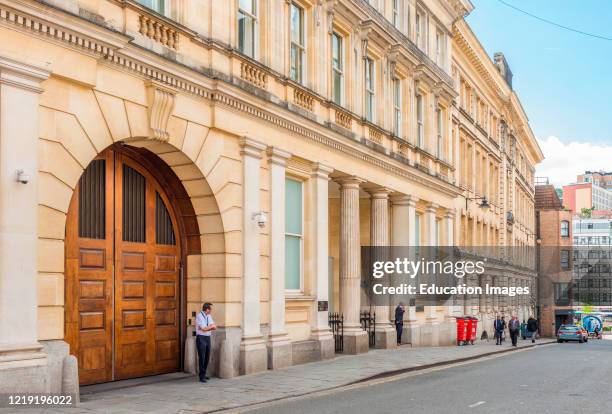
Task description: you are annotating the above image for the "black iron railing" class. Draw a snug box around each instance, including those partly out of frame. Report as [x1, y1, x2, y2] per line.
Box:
[360, 310, 376, 348]
[328, 312, 344, 353]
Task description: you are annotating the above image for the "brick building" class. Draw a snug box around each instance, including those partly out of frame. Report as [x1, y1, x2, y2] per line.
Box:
[536, 180, 573, 337]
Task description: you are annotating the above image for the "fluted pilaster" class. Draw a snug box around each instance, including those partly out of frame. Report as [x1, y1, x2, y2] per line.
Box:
[337, 176, 368, 354]
[368, 188, 395, 348]
[339, 177, 364, 331]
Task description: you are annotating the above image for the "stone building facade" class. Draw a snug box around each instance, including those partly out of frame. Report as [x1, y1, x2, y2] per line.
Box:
[0, 0, 542, 392]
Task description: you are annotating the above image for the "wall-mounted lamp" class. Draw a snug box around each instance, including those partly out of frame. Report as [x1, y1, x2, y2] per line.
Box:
[465, 196, 490, 211]
[16, 169, 30, 184]
[252, 211, 268, 228]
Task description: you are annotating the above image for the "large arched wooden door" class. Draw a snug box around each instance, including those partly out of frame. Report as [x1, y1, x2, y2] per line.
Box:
[65, 147, 181, 385]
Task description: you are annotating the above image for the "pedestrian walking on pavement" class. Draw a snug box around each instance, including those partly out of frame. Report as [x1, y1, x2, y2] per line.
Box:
[196, 302, 217, 383]
[527, 316, 538, 343]
[508, 315, 520, 347]
[494, 315, 504, 345]
[501, 316, 507, 343]
[395, 302, 406, 345]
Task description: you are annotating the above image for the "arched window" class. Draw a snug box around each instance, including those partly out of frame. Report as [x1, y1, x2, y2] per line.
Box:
[560, 220, 570, 237]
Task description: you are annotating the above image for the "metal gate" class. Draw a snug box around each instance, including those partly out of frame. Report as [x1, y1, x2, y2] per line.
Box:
[328, 312, 344, 353]
[360, 310, 376, 348]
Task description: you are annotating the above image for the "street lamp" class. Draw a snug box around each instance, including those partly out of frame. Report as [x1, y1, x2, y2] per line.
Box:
[465, 196, 490, 211]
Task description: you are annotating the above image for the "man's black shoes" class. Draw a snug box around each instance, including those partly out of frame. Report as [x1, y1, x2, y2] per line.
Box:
[199, 378, 207, 383]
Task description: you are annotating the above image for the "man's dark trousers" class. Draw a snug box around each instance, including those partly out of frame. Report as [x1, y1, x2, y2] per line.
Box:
[396, 322, 403, 345]
[509, 329, 518, 346]
[495, 330, 503, 345]
[196, 335, 211, 381]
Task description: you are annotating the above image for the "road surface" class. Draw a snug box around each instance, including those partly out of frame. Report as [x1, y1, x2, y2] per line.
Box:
[245, 339, 612, 414]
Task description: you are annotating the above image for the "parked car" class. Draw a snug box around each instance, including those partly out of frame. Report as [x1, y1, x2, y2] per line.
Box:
[557, 325, 588, 343]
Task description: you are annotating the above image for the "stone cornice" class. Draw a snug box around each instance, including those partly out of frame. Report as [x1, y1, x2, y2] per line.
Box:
[0, 0, 130, 58]
[9, 0, 463, 198]
[0, 56, 49, 93]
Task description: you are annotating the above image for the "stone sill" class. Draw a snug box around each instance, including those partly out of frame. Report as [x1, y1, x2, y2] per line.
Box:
[285, 294, 316, 302]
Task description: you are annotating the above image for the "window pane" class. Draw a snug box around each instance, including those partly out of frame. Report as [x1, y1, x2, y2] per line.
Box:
[137, 0, 164, 14]
[285, 235, 301, 289]
[332, 34, 341, 69]
[239, 0, 255, 14]
[291, 4, 302, 44]
[238, 13, 255, 57]
[291, 45, 302, 82]
[285, 178, 302, 234]
[333, 71, 342, 104]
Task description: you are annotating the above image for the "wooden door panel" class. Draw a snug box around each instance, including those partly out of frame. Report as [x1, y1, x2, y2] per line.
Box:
[66, 148, 180, 384]
[65, 153, 114, 385]
[152, 190, 180, 373]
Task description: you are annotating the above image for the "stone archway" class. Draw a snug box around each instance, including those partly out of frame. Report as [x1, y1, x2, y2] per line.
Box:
[37, 77, 241, 382]
[64, 143, 202, 384]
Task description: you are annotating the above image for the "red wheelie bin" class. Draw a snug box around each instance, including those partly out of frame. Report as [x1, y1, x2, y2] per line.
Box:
[456, 317, 468, 346]
[466, 317, 479, 345]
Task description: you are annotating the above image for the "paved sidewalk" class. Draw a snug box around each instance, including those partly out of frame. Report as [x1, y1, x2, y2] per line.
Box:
[14, 339, 554, 414]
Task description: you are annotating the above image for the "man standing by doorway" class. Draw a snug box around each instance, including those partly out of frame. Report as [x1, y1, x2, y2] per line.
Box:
[196, 302, 216, 383]
[508, 315, 520, 347]
[394, 302, 406, 345]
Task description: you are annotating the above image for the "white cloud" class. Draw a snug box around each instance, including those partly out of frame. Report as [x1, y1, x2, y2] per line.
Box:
[536, 136, 612, 187]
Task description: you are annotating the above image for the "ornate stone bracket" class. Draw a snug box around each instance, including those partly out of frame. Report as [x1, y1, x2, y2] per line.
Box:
[360, 20, 374, 59]
[146, 80, 176, 141]
[387, 44, 401, 78]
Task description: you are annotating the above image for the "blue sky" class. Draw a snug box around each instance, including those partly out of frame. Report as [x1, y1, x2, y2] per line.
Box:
[466, 0, 612, 185]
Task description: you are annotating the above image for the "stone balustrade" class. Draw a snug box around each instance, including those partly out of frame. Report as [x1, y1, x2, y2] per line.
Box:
[138, 14, 179, 49]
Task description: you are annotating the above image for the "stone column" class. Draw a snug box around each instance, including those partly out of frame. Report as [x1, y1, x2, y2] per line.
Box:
[441, 209, 459, 345]
[0, 57, 50, 392]
[309, 163, 335, 360]
[391, 194, 420, 345]
[266, 147, 292, 369]
[368, 188, 395, 349]
[422, 203, 439, 346]
[493, 275, 499, 314]
[508, 277, 514, 316]
[337, 176, 368, 354]
[239, 137, 267, 375]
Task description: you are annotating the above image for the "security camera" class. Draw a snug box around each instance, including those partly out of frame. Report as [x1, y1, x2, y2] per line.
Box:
[16, 170, 30, 184]
[252, 212, 267, 228]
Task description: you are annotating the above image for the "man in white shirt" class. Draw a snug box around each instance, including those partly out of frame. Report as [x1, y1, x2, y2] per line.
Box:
[196, 302, 216, 382]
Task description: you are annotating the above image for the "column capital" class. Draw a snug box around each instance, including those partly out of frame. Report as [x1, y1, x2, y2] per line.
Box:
[267, 146, 292, 166]
[335, 175, 365, 189]
[425, 202, 439, 214]
[390, 193, 418, 206]
[311, 162, 334, 179]
[367, 186, 392, 199]
[0, 57, 50, 94]
[444, 208, 456, 219]
[240, 136, 266, 158]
